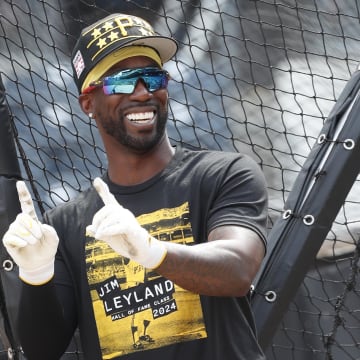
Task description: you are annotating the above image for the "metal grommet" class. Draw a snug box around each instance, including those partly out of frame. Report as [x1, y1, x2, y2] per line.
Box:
[265, 290, 277, 303]
[282, 209, 292, 220]
[317, 134, 326, 144]
[343, 139, 355, 150]
[303, 214, 315, 226]
[7, 348, 14, 359]
[250, 284, 255, 295]
[2, 259, 14, 272]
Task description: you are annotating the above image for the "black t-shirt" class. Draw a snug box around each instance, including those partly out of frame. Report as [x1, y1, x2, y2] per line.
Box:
[25, 146, 268, 360]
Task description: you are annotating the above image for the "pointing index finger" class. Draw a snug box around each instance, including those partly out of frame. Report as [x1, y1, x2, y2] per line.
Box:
[93, 177, 118, 206]
[16, 181, 38, 221]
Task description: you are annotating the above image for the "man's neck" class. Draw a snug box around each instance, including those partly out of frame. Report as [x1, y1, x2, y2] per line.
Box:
[107, 139, 175, 186]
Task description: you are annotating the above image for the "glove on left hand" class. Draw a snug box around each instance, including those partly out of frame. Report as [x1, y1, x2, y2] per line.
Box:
[2, 181, 59, 285]
[86, 177, 167, 269]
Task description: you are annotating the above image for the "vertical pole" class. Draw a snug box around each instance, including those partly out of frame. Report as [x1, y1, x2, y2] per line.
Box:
[0, 75, 23, 359]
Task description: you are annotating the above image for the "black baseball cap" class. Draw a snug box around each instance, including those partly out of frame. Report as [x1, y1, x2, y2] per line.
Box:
[71, 13, 178, 93]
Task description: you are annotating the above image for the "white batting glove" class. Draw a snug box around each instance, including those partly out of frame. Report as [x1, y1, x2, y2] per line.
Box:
[87, 177, 167, 269]
[2, 181, 59, 285]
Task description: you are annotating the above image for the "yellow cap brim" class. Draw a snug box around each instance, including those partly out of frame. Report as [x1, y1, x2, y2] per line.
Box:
[81, 46, 162, 92]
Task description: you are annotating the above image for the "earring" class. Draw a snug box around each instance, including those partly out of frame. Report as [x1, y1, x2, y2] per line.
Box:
[88, 112, 93, 118]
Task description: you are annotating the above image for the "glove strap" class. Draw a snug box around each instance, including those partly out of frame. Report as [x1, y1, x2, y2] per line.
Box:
[19, 262, 54, 286]
[141, 236, 167, 269]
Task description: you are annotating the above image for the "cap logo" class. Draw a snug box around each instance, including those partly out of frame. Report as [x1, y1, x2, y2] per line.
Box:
[72, 50, 85, 79]
[84, 15, 155, 61]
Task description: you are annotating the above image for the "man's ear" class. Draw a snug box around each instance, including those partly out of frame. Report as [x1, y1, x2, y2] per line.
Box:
[78, 93, 93, 117]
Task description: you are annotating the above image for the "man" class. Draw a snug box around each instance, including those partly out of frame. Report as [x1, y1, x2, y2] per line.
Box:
[3, 13, 268, 360]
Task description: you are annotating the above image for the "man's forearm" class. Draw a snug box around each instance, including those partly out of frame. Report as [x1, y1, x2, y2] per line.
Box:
[18, 281, 74, 360]
[157, 235, 264, 297]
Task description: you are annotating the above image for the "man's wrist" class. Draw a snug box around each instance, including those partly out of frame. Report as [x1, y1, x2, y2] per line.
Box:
[140, 236, 167, 269]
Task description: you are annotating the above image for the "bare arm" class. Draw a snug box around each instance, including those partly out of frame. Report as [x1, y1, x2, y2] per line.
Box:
[157, 225, 265, 297]
[90, 178, 267, 298]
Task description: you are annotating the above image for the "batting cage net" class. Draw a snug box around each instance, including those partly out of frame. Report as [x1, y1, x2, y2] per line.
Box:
[0, 0, 359, 359]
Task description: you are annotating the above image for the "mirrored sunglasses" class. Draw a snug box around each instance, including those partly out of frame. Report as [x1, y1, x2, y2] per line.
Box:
[83, 67, 170, 95]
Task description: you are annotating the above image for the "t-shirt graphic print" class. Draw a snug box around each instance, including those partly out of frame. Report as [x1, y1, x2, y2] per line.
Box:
[85, 202, 207, 359]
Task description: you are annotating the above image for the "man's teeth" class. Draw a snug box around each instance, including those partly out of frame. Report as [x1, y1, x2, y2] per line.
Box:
[126, 111, 154, 122]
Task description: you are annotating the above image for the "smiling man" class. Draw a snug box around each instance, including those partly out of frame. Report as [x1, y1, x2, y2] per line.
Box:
[3, 13, 268, 360]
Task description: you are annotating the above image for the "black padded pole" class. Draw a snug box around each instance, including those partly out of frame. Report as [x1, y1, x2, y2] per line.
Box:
[252, 69, 360, 349]
[0, 75, 24, 359]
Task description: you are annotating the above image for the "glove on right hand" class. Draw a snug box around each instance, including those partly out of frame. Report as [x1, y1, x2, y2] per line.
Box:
[2, 181, 59, 285]
[86, 177, 167, 269]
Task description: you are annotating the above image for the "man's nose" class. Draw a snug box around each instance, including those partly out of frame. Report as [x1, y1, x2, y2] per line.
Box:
[129, 78, 152, 99]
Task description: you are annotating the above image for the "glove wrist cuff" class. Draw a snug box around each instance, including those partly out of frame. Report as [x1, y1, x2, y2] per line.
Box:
[140, 236, 167, 269]
[19, 262, 54, 286]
